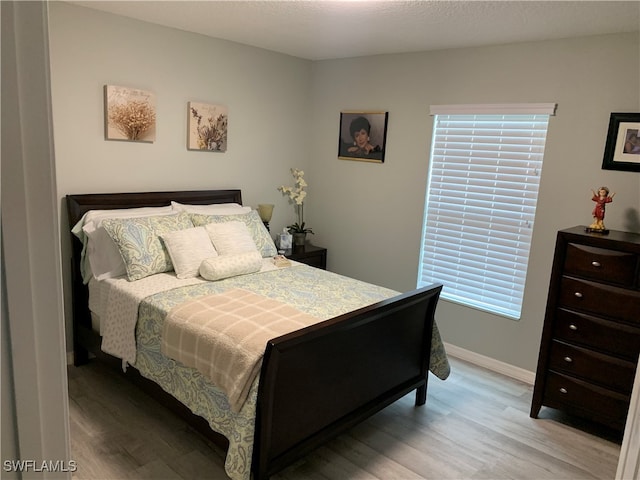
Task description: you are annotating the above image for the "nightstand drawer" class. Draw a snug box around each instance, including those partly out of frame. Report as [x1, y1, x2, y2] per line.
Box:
[544, 371, 630, 428]
[553, 308, 640, 360]
[297, 253, 325, 269]
[549, 340, 636, 393]
[558, 276, 640, 324]
[564, 243, 637, 287]
[283, 245, 327, 270]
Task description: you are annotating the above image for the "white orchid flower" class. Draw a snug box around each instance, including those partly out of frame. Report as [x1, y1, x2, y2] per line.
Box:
[278, 168, 313, 235]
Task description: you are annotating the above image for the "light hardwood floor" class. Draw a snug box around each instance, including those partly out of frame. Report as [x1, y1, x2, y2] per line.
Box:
[68, 357, 621, 480]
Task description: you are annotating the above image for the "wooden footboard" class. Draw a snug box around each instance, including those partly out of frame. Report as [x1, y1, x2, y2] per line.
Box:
[254, 284, 441, 480]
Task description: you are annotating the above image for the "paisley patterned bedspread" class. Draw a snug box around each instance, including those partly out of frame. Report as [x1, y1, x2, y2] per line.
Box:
[131, 263, 450, 480]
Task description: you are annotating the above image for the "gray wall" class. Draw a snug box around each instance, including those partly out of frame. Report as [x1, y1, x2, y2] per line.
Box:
[49, 2, 313, 352]
[308, 33, 640, 372]
[49, 3, 640, 373]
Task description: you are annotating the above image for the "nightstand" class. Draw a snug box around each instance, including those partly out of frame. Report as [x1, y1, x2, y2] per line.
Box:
[282, 244, 327, 270]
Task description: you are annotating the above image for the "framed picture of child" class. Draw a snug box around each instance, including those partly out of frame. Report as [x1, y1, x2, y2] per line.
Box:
[602, 112, 640, 172]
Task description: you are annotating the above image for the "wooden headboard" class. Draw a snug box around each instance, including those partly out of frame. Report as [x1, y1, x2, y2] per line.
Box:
[65, 189, 242, 364]
[66, 189, 242, 228]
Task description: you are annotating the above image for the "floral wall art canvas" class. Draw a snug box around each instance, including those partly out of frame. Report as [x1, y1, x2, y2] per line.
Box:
[188, 102, 228, 152]
[104, 85, 156, 142]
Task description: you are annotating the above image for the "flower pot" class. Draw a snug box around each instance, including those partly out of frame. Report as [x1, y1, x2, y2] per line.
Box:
[293, 233, 306, 246]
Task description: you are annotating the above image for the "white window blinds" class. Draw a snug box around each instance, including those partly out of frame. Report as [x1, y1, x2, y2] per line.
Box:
[418, 104, 555, 319]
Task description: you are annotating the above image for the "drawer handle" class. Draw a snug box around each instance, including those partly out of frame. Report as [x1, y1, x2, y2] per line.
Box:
[574, 292, 583, 298]
[563, 356, 573, 363]
[559, 387, 568, 394]
[591, 261, 601, 268]
[569, 324, 578, 331]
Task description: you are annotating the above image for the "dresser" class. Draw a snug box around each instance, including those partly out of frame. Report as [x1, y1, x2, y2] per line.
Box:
[530, 226, 640, 430]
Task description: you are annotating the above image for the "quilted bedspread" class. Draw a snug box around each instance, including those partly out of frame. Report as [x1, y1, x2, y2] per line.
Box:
[162, 288, 321, 412]
[127, 263, 449, 480]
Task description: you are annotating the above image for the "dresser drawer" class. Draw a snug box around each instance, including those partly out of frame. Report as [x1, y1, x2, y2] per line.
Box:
[553, 308, 640, 360]
[544, 371, 630, 428]
[549, 340, 636, 393]
[564, 243, 638, 287]
[558, 276, 640, 324]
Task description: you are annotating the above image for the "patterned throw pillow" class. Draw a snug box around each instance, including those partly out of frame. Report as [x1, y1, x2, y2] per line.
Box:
[190, 210, 277, 258]
[102, 213, 194, 281]
[199, 251, 263, 281]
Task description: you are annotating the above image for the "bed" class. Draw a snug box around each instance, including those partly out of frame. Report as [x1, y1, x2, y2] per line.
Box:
[66, 189, 449, 480]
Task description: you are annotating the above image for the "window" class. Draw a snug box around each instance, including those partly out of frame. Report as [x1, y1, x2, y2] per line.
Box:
[418, 104, 556, 320]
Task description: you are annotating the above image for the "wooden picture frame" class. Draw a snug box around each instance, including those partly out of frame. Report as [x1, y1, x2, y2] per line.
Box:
[602, 112, 640, 172]
[188, 102, 228, 152]
[338, 111, 388, 163]
[104, 85, 156, 142]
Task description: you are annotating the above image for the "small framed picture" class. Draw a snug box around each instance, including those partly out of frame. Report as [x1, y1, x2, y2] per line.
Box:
[104, 85, 156, 142]
[188, 102, 228, 152]
[338, 111, 388, 163]
[601, 112, 640, 172]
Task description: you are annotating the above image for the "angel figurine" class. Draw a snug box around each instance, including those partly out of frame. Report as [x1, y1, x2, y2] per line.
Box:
[588, 186, 615, 232]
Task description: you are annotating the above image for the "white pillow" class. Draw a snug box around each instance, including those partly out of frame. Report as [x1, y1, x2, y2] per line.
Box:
[83, 223, 127, 280]
[161, 227, 218, 279]
[191, 210, 278, 258]
[199, 251, 263, 281]
[204, 221, 258, 255]
[76, 206, 174, 282]
[171, 201, 251, 215]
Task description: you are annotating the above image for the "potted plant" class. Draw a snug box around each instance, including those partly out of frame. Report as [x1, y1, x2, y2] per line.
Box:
[278, 168, 314, 246]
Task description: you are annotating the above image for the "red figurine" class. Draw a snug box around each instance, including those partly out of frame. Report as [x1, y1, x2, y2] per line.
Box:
[588, 186, 615, 232]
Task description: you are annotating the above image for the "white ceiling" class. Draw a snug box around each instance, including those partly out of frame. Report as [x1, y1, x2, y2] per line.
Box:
[69, 1, 640, 61]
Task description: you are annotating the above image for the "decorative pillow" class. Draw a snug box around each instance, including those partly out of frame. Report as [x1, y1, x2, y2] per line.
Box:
[72, 206, 174, 283]
[204, 221, 257, 255]
[190, 210, 277, 258]
[199, 251, 263, 281]
[160, 227, 218, 279]
[102, 213, 194, 281]
[171, 201, 251, 215]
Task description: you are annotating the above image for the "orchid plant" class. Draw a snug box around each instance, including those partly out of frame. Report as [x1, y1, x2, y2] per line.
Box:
[278, 168, 314, 235]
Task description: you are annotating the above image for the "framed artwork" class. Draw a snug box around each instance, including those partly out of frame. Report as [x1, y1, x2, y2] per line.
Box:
[602, 112, 640, 172]
[338, 111, 388, 163]
[188, 102, 228, 152]
[104, 85, 156, 142]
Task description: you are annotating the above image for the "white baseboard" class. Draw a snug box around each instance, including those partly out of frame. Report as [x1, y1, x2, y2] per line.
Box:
[66, 351, 74, 366]
[444, 342, 536, 385]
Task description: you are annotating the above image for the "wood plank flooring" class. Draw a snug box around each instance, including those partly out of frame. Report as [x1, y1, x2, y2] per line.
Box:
[68, 357, 621, 479]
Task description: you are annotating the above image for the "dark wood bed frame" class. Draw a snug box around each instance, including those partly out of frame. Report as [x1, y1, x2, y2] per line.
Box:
[66, 189, 442, 480]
